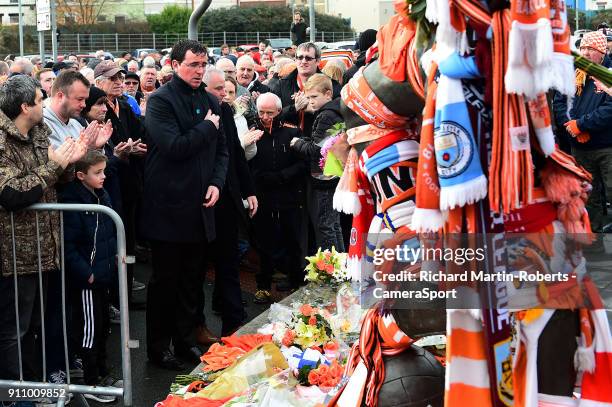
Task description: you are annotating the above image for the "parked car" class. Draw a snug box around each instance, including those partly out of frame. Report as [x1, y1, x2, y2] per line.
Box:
[266, 38, 292, 51]
[238, 44, 259, 52]
[328, 41, 356, 50]
[132, 48, 158, 58]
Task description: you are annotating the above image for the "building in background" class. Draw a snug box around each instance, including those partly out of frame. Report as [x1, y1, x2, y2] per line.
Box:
[326, 0, 392, 32]
[289, 0, 325, 13]
[238, 0, 284, 8]
[585, 0, 612, 10]
[143, 0, 236, 16]
[0, 0, 36, 26]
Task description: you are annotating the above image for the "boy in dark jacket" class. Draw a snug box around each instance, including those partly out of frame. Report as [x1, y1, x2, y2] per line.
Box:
[291, 74, 344, 252]
[61, 150, 119, 403]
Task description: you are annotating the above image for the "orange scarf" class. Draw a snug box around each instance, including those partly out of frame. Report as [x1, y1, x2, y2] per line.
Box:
[412, 62, 445, 233]
[505, 0, 554, 98]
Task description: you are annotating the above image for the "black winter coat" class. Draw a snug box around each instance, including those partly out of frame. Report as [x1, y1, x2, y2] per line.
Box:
[552, 55, 612, 150]
[220, 102, 255, 216]
[292, 98, 343, 181]
[105, 96, 146, 209]
[274, 69, 342, 138]
[60, 181, 117, 288]
[290, 21, 307, 46]
[249, 118, 307, 210]
[75, 117, 127, 218]
[141, 75, 229, 243]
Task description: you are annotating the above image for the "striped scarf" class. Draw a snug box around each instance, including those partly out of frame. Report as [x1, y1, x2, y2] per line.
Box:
[505, 0, 554, 99]
[490, 9, 534, 214]
[434, 57, 488, 211]
[327, 308, 414, 407]
[412, 61, 446, 233]
[445, 309, 493, 407]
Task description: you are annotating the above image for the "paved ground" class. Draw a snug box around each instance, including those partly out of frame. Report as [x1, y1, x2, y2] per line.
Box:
[97, 250, 291, 407]
[80, 247, 611, 407]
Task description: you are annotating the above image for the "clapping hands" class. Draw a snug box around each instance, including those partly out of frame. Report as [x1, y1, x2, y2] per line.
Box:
[113, 138, 147, 160]
[292, 91, 309, 111]
[48, 137, 87, 169]
[243, 128, 264, 146]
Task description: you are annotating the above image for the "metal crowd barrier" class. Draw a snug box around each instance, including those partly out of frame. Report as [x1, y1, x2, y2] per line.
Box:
[0, 203, 136, 406]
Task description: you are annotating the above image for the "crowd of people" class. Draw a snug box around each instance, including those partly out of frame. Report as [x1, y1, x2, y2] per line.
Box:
[0, 13, 611, 404]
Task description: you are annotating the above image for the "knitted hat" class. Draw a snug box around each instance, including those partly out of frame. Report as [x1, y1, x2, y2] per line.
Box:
[580, 31, 608, 55]
[84, 86, 107, 114]
[357, 29, 378, 52]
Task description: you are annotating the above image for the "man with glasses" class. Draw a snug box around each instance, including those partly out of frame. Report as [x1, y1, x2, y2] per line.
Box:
[123, 71, 144, 116]
[142, 39, 228, 370]
[93, 60, 149, 314]
[274, 42, 341, 135]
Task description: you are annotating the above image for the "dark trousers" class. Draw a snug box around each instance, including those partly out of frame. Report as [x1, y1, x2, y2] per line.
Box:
[0, 274, 43, 381]
[572, 147, 612, 232]
[70, 287, 109, 385]
[146, 240, 207, 356]
[45, 270, 70, 376]
[308, 185, 345, 252]
[209, 196, 244, 335]
[253, 206, 304, 290]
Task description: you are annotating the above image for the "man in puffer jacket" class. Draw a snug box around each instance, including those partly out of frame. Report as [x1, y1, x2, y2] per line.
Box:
[60, 150, 119, 400]
[291, 74, 344, 252]
[553, 30, 612, 232]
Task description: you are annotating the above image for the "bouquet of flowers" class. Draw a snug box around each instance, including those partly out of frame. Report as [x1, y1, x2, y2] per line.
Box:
[282, 304, 334, 350]
[304, 247, 349, 285]
[318, 123, 346, 177]
[297, 359, 345, 389]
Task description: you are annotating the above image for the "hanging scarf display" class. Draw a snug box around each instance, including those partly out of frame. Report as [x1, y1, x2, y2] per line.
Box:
[490, 9, 534, 214]
[444, 309, 493, 407]
[578, 279, 612, 407]
[342, 70, 410, 129]
[412, 63, 446, 232]
[433, 66, 487, 211]
[548, 0, 575, 96]
[328, 308, 417, 407]
[527, 93, 555, 156]
[426, 0, 469, 56]
[376, 3, 416, 82]
[505, 0, 554, 98]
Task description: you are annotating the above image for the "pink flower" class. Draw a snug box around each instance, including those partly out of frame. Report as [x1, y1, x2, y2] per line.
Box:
[300, 304, 314, 317]
[309, 315, 317, 326]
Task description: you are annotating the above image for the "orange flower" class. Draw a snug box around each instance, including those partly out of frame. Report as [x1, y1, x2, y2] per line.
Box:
[317, 364, 330, 376]
[300, 304, 314, 317]
[308, 315, 317, 326]
[330, 363, 344, 377]
[324, 263, 335, 274]
[308, 370, 321, 385]
[315, 259, 326, 270]
[282, 330, 295, 347]
[324, 341, 339, 352]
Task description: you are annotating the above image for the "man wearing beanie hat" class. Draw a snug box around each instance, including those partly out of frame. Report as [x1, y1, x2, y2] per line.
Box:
[552, 30, 612, 233]
[343, 29, 378, 84]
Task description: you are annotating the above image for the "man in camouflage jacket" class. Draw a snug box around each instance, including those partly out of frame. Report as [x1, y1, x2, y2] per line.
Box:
[0, 75, 85, 380]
